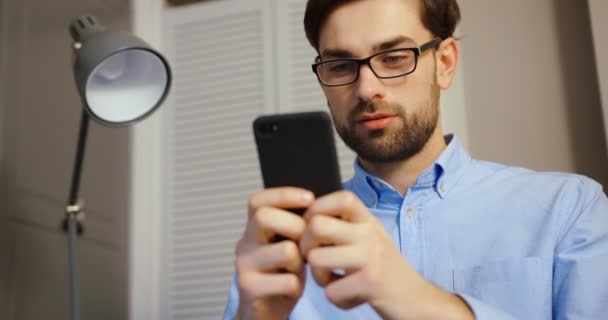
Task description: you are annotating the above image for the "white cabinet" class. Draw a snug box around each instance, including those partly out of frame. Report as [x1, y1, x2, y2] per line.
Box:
[161, 1, 272, 319]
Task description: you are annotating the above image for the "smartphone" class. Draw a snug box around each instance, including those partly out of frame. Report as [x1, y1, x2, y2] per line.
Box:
[253, 111, 343, 205]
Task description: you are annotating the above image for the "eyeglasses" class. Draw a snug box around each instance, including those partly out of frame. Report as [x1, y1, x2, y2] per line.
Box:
[311, 38, 442, 87]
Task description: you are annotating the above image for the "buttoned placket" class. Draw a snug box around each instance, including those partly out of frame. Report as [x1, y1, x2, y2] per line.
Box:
[398, 184, 444, 278]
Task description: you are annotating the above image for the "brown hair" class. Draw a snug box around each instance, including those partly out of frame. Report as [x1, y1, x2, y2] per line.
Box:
[304, 0, 461, 53]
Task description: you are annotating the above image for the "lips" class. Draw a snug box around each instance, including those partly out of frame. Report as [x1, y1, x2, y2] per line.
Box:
[358, 113, 397, 130]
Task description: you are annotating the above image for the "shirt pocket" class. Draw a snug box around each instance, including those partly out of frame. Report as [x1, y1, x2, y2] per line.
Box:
[452, 256, 552, 319]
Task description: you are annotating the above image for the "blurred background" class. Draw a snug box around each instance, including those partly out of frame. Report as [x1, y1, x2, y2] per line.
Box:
[0, 0, 606, 319]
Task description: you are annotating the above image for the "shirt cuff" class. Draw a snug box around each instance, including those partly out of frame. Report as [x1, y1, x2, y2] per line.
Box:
[222, 275, 240, 320]
[457, 294, 517, 320]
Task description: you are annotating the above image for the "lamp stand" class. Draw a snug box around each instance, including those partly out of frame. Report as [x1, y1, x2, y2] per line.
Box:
[62, 109, 89, 320]
[64, 15, 171, 320]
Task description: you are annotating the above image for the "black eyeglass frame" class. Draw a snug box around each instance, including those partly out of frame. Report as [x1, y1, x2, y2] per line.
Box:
[311, 37, 442, 87]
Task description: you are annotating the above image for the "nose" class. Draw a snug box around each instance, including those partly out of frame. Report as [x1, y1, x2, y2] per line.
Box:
[355, 64, 385, 102]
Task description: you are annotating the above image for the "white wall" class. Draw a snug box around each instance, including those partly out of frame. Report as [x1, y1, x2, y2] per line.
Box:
[129, 0, 166, 319]
[459, 0, 608, 188]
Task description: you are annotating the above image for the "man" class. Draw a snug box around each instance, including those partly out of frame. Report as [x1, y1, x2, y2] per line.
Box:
[223, 0, 608, 319]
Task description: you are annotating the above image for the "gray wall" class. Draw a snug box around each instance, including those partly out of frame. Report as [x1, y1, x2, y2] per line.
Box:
[0, 0, 8, 315]
[588, 0, 608, 151]
[459, 0, 608, 188]
[0, 0, 131, 319]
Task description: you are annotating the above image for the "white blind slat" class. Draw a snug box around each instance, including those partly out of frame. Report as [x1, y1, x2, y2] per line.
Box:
[165, 4, 266, 319]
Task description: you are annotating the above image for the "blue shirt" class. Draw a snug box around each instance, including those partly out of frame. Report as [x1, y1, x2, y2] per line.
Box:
[223, 135, 608, 319]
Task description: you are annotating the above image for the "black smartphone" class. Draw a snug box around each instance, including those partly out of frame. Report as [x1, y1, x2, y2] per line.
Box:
[253, 111, 343, 207]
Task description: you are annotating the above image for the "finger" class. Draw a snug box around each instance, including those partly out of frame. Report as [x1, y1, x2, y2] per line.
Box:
[238, 271, 303, 299]
[250, 206, 306, 243]
[324, 272, 369, 309]
[307, 245, 363, 270]
[310, 265, 344, 288]
[304, 190, 369, 223]
[237, 240, 303, 273]
[248, 187, 315, 214]
[299, 215, 356, 257]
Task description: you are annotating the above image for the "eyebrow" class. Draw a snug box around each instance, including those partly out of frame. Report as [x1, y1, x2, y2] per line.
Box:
[320, 35, 417, 59]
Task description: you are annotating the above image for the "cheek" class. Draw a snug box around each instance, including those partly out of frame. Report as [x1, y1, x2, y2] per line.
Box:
[386, 72, 435, 113]
[323, 88, 352, 119]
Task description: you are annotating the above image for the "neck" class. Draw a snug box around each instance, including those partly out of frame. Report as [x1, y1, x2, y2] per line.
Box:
[358, 124, 447, 195]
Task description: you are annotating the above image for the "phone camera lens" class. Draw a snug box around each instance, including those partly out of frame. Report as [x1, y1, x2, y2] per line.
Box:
[257, 123, 277, 135]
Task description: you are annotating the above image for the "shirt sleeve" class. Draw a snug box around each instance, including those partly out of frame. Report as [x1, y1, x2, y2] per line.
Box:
[552, 177, 608, 318]
[458, 294, 517, 319]
[222, 274, 240, 320]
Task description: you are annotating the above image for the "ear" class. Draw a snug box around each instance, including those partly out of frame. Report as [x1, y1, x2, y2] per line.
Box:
[435, 37, 459, 90]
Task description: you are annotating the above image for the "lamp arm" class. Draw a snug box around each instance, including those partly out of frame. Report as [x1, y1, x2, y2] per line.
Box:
[68, 109, 90, 206]
[63, 108, 88, 235]
[62, 108, 88, 233]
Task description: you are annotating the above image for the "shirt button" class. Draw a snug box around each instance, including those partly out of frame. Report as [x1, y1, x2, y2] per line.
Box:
[406, 208, 415, 217]
[440, 182, 447, 193]
[370, 198, 377, 206]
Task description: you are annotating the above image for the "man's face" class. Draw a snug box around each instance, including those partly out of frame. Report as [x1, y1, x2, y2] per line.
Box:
[318, 0, 441, 163]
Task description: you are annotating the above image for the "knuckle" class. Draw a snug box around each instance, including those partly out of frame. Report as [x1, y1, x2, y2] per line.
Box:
[341, 191, 357, 205]
[357, 224, 375, 242]
[234, 254, 246, 272]
[247, 192, 262, 212]
[308, 215, 325, 236]
[313, 268, 330, 287]
[283, 274, 299, 294]
[360, 266, 381, 288]
[280, 241, 299, 260]
[235, 235, 256, 256]
[358, 224, 371, 238]
[252, 206, 271, 225]
[370, 226, 385, 243]
[332, 190, 356, 209]
[237, 272, 257, 297]
[336, 300, 356, 310]
[325, 288, 338, 305]
[307, 249, 321, 267]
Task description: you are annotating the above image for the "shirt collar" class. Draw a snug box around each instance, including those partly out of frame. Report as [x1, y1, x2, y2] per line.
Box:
[346, 134, 471, 207]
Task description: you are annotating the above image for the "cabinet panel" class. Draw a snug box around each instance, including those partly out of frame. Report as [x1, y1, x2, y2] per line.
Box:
[162, 1, 272, 318]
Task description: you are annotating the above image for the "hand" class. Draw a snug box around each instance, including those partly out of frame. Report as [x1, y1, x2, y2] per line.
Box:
[299, 191, 474, 320]
[234, 187, 315, 320]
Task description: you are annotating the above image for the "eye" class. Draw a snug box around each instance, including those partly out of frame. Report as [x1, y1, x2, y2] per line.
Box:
[326, 61, 355, 74]
[381, 53, 411, 65]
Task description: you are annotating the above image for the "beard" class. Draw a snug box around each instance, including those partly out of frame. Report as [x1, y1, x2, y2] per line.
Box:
[332, 83, 440, 163]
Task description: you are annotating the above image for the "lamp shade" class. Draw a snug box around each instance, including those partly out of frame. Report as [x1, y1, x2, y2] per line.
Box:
[70, 16, 171, 125]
